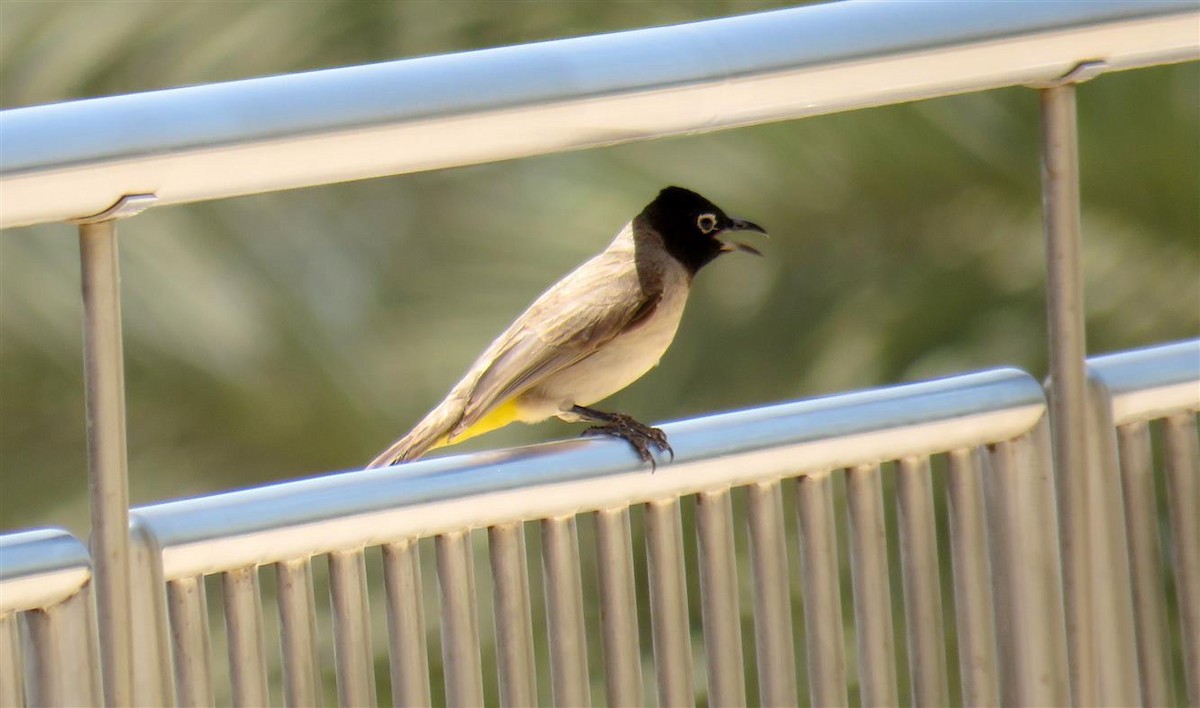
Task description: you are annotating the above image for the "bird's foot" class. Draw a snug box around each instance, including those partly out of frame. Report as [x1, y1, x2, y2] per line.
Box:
[581, 413, 674, 471]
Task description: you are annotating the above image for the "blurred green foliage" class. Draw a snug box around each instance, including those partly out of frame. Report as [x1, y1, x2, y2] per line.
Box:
[2, 0, 1197, 532]
[2, 1, 1197, 704]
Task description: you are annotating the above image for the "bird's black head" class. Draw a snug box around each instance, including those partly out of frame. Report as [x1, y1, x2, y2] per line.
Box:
[639, 186, 767, 275]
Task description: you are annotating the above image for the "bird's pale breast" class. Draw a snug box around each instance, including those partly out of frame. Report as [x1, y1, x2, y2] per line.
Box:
[515, 257, 691, 421]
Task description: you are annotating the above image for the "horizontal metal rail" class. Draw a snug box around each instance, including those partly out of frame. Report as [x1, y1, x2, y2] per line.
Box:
[1086, 338, 1200, 425]
[130, 367, 1044, 580]
[0, 528, 92, 613]
[2, 0, 1197, 228]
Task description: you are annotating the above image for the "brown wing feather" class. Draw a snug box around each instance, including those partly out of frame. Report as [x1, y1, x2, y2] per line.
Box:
[451, 249, 662, 436]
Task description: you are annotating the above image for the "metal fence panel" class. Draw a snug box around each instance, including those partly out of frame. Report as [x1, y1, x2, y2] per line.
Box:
[6, 343, 1196, 705]
[0, 529, 101, 707]
[1088, 339, 1200, 705]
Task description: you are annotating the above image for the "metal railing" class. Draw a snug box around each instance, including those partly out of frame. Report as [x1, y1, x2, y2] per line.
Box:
[1, 1, 1196, 229]
[0, 529, 100, 706]
[2, 341, 1195, 705]
[1, 1, 1198, 706]
[132, 366, 1056, 706]
[1086, 341, 1200, 705]
[4, 366, 1057, 705]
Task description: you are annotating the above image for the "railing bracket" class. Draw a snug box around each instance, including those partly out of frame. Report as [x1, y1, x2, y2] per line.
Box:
[69, 193, 157, 225]
[1029, 60, 1108, 89]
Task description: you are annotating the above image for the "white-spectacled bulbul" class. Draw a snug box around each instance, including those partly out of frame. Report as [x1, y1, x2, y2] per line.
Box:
[367, 186, 766, 469]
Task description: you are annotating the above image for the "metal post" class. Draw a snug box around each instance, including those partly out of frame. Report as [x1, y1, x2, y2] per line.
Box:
[488, 523, 537, 708]
[984, 421, 1071, 707]
[72, 194, 153, 707]
[166, 576, 214, 706]
[222, 567, 269, 708]
[1039, 79, 1093, 707]
[328, 549, 377, 707]
[594, 507, 643, 707]
[694, 489, 746, 707]
[794, 473, 848, 707]
[78, 218, 133, 707]
[435, 531, 485, 707]
[895, 456, 949, 706]
[276, 558, 323, 707]
[382, 540, 430, 707]
[643, 498, 694, 708]
[745, 480, 798, 707]
[1116, 423, 1176, 707]
[1163, 413, 1200, 704]
[540, 515, 591, 708]
[845, 463, 900, 706]
[945, 448, 1000, 706]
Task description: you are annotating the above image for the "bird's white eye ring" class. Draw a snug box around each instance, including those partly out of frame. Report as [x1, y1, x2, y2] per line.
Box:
[697, 213, 718, 233]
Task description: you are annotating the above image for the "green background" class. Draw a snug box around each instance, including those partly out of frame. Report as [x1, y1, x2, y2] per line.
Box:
[1, 1, 1196, 704]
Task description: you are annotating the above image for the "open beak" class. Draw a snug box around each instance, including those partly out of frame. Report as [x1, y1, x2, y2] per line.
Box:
[718, 217, 768, 256]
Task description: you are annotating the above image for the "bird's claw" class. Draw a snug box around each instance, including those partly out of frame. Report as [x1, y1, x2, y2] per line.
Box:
[581, 414, 674, 471]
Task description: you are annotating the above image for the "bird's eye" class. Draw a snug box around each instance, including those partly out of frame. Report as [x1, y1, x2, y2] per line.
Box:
[697, 213, 718, 234]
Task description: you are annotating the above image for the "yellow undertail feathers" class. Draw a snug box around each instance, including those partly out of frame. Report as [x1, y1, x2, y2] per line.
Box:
[431, 397, 522, 451]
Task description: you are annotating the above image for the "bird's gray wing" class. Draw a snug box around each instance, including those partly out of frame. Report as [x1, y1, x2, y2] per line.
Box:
[450, 251, 661, 437]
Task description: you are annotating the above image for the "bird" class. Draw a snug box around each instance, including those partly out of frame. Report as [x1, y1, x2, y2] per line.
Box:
[367, 186, 766, 469]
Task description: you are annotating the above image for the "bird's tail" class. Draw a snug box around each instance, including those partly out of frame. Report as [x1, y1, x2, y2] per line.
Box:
[366, 397, 463, 468]
[366, 397, 523, 468]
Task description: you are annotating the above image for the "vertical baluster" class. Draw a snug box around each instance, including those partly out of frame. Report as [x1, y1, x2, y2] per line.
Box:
[695, 489, 746, 706]
[594, 507, 644, 708]
[222, 567, 269, 708]
[22, 588, 102, 707]
[276, 558, 322, 707]
[795, 473, 848, 707]
[1116, 422, 1175, 707]
[489, 523, 537, 707]
[945, 448, 1000, 707]
[985, 422, 1070, 707]
[436, 531, 484, 706]
[129, 519, 173, 705]
[845, 463, 899, 706]
[644, 498, 694, 707]
[541, 515, 590, 707]
[329, 549, 376, 707]
[746, 480, 797, 706]
[0, 613, 23, 707]
[1163, 413, 1200, 704]
[895, 456, 949, 705]
[383, 540, 431, 707]
[167, 576, 214, 707]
